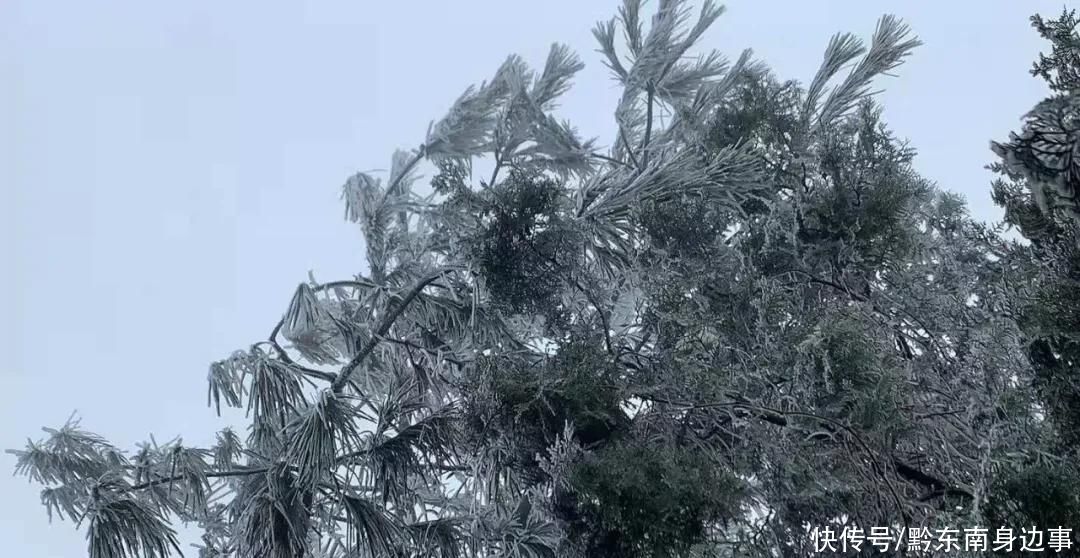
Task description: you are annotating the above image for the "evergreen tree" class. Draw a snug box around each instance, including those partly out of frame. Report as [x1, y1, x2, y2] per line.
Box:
[10, 2, 1067, 557]
[987, 8, 1080, 539]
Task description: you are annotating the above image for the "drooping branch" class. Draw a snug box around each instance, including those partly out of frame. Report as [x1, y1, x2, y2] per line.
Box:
[267, 278, 380, 347]
[263, 277, 384, 379]
[250, 343, 338, 383]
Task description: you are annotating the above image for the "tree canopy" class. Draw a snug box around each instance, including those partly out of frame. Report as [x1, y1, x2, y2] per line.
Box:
[10, 2, 1080, 557]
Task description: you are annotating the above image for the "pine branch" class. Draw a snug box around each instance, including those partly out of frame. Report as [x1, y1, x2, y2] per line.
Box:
[590, 152, 634, 169]
[267, 277, 379, 352]
[261, 277, 383, 384]
[376, 335, 470, 367]
[619, 125, 642, 169]
[128, 467, 269, 491]
[251, 342, 337, 383]
[331, 269, 455, 393]
[635, 393, 973, 505]
[640, 86, 656, 168]
[387, 147, 425, 198]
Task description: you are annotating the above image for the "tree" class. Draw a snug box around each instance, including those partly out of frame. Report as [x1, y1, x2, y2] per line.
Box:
[993, 8, 1080, 230]
[10, 2, 1064, 557]
[987, 8, 1080, 538]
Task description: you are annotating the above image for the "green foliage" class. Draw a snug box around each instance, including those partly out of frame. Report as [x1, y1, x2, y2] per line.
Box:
[463, 338, 626, 492]
[984, 461, 1080, 536]
[637, 193, 728, 259]
[799, 311, 905, 432]
[472, 169, 581, 322]
[567, 442, 743, 558]
[800, 102, 932, 268]
[1031, 8, 1080, 92]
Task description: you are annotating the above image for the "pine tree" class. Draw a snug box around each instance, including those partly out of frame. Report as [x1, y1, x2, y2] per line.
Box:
[10, 2, 1064, 557]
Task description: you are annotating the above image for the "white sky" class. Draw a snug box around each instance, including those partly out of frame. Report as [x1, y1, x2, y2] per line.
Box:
[1, 0, 1065, 555]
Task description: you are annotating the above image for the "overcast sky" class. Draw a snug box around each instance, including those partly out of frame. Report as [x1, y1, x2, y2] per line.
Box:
[1, 1, 1067, 555]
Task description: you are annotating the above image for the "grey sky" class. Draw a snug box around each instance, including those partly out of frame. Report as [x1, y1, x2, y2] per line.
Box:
[1, 1, 1065, 555]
